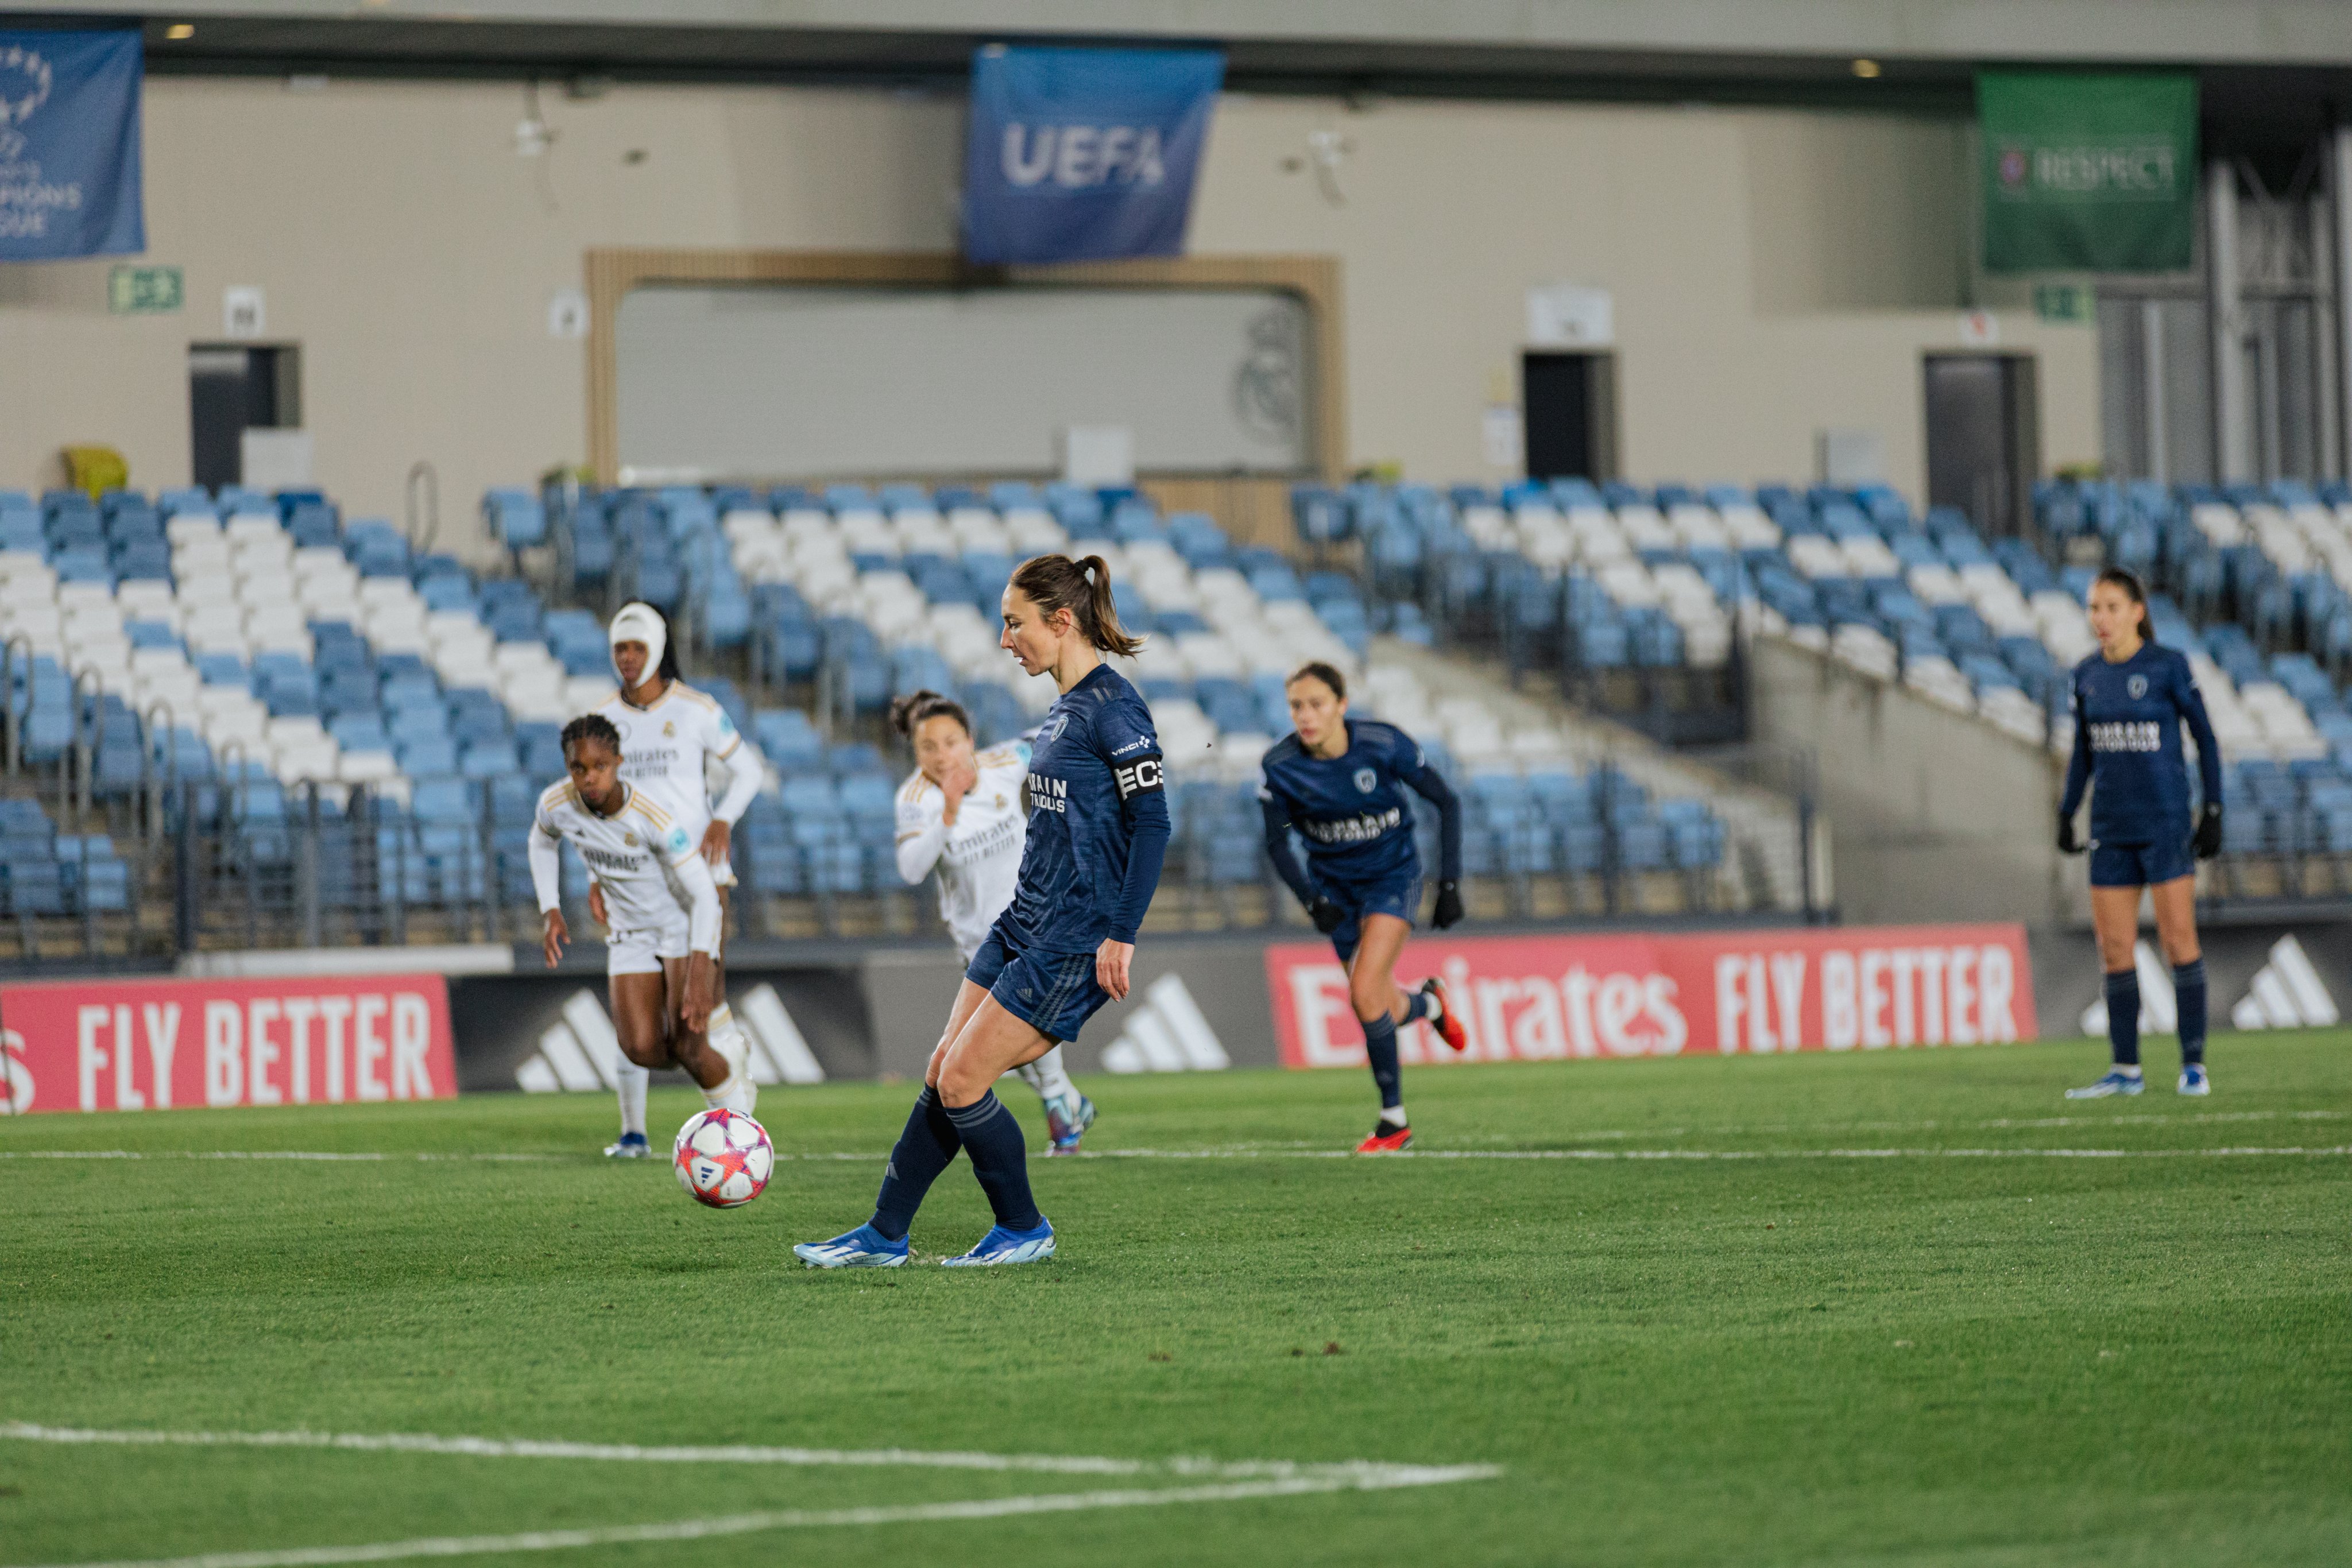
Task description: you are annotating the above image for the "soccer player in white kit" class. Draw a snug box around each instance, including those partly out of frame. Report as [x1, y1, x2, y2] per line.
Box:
[529, 715, 753, 1116]
[891, 689, 1097, 1155]
[591, 602, 766, 1157]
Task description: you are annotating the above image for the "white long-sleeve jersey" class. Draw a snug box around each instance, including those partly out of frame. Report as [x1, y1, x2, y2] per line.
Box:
[895, 742, 1030, 962]
[595, 681, 764, 844]
[529, 780, 721, 953]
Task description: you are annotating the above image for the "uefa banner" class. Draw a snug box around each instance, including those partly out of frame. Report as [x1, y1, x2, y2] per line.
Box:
[0, 29, 146, 260]
[1267, 924, 2037, 1068]
[962, 44, 1223, 265]
[1978, 71, 2196, 274]
[0, 974, 457, 1114]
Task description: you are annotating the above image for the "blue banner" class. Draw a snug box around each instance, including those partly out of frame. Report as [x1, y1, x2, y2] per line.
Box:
[962, 45, 1223, 266]
[0, 30, 144, 261]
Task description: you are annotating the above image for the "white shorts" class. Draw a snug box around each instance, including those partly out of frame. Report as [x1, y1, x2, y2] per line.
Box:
[605, 913, 724, 976]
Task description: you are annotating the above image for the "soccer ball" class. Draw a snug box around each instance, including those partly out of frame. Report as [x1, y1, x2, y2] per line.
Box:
[673, 1108, 773, 1209]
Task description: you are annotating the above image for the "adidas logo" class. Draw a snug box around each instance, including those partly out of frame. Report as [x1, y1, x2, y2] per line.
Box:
[1097, 974, 1231, 1074]
[513, 982, 826, 1091]
[2229, 935, 2339, 1031]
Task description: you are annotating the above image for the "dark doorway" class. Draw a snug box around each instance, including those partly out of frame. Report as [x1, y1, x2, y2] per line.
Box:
[1924, 353, 2038, 537]
[1521, 351, 1618, 482]
[189, 344, 300, 491]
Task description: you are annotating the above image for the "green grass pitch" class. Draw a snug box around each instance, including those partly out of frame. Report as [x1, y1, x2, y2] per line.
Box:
[3, 1035, 2348, 1566]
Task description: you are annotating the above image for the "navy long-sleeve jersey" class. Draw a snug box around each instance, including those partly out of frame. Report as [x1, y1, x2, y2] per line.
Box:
[2060, 642, 2223, 846]
[999, 663, 1170, 951]
[1258, 719, 1463, 904]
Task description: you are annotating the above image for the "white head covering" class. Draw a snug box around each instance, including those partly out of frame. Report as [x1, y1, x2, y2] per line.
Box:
[608, 601, 668, 688]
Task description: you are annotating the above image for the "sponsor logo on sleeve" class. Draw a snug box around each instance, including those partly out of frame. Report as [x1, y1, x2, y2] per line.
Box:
[1114, 756, 1165, 799]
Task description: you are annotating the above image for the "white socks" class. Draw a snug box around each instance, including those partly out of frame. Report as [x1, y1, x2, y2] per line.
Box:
[1014, 1044, 1076, 1105]
[702, 1004, 759, 1115]
[1379, 1105, 1408, 1128]
[616, 1060, 649, 1140]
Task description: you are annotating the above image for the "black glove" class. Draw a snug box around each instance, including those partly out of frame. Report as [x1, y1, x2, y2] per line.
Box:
[1431, 881, 1465, 930]
[2194, 803, 2223, 860]
[2056, 814, 2083, 855]
[1306, 895, 1345, 934]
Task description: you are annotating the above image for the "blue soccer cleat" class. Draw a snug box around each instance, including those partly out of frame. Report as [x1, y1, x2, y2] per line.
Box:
[2064, 1070, 2146, 1099]
[1043, 1093, 1096, 1156]
[604, 1132, 651, 1159]
[939, 1219, 1056, 1267]
[793, 1224, 909, 1269]
[2178, 1064, 2211, 1096]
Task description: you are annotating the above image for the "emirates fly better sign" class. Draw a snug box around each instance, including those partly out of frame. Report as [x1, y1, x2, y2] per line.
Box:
[1978, 72, 2197, 274]
[1268, 924, 2037, 1068]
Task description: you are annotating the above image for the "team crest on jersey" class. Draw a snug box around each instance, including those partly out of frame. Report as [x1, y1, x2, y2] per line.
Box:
[2127, 675, 2148, 699]
[1354, 767, 1377, 793]
[623, 832, 638, 847]
[1036, 714, 1070, 749]
[663, 721, 676, 737]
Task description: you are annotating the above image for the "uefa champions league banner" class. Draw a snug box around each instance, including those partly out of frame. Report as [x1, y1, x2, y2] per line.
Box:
[0, 974, 457, 1114]
[0, 29, 145, 261]
[961, 44, 1223, 265]
[1268, 924, 2038, 1068]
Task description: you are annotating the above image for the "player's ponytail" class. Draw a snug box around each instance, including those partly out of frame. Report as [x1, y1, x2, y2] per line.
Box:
[889, 689, 970, 740]
[1009, 553, 1145, 657]
[2095, 566, 2156, 648]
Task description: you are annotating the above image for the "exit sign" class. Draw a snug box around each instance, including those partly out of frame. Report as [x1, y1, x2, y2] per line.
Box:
[2033, 284, 2094, 324]
[108, 265, 184, 315]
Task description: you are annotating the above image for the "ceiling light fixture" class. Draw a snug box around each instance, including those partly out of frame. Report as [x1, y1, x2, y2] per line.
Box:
[1851, 58, 1882, 79]
[165, 23, 195, 40]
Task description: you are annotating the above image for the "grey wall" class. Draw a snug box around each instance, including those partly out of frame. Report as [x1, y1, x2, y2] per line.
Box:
[1748, 637, 2081, 927]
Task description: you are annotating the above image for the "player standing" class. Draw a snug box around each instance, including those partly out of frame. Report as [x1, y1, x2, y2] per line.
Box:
[891, 689, 1098, 1155]
[796, 555, 1167, 1268]
[1260, 661, 1467, 1151]
[2057, 567, 2224, 1098]
[529, 716, 751, 1116]
[593, 602, 765, 1157]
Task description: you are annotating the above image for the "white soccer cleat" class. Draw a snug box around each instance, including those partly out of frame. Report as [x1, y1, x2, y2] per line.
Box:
[2064, 1069, 2146, 1099]
[2177, 1064, 2210, 1095]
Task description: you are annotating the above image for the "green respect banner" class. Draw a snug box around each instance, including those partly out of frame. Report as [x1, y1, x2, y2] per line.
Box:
[1979, 72, 2198, 273]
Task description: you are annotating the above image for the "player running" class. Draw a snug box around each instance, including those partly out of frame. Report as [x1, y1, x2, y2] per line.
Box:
[593, 602, 765, 1159]
[529, 715, 753, 1119]
[796, 554, 1168, 1268]
[2057, 567, 2223, 1099]
[891, 688, 1098, 1155]
[1260, 661, 1467, 1152]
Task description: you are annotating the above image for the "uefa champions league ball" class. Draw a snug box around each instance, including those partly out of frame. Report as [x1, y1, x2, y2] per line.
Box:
[673, 1108, 773, 1208]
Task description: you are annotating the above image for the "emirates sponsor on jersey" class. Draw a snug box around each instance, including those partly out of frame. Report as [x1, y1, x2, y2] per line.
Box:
[1267, 924, 2036, 1068]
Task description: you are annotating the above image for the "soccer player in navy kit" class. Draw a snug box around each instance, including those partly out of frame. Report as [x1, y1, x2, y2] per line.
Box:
[2057, 568, 2224, 1098]
[796, 554, 1169, 1267]
[1260, 662, 1468, 1151]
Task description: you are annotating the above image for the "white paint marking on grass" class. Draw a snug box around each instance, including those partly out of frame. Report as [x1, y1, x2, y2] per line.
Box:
[0, 1151, 562, 1163]
[6, 1143, 2347, 1168]
[9, 1471, 1499, 1568]
[0, 1422, 1460, 1485]
[0, 1424, 1499, 1568]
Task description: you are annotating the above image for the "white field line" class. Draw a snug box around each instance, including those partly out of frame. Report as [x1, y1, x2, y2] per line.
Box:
[0, 1151, 562, 1163]
[0, 1422, 1463, 1485]
[9, 1474, 1496, 1568]
[0, 1423, 1499, 1568]
[5, 1145, 2351, 1165]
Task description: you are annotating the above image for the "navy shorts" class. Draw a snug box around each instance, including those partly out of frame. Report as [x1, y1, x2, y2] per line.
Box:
[967, 923, 1111, 1044]
[2089, 837, 2194, 888]
[1325, 873, 1423, 966]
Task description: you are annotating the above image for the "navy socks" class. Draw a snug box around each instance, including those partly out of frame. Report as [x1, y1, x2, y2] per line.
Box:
[2104, 970, 2141, 1068]
[871, 1087, 960, 1242]
[1363, 1011, 1403, 1110]
[1401, 989, 1435, 1025]
[2174, 958, 2207, 1067]
[944, 1091, 1043, 1233]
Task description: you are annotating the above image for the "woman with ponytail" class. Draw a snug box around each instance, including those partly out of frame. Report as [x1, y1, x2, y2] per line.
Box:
[888, 687, 1097, 1154]
[2057, 567, 2225, 1099]
[796, 554, 1166, 1268]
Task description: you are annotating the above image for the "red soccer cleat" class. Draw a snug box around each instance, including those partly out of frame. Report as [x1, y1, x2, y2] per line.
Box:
[1355, 1122, 1415, 1154]
[1421, 977, 1468, 1052]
